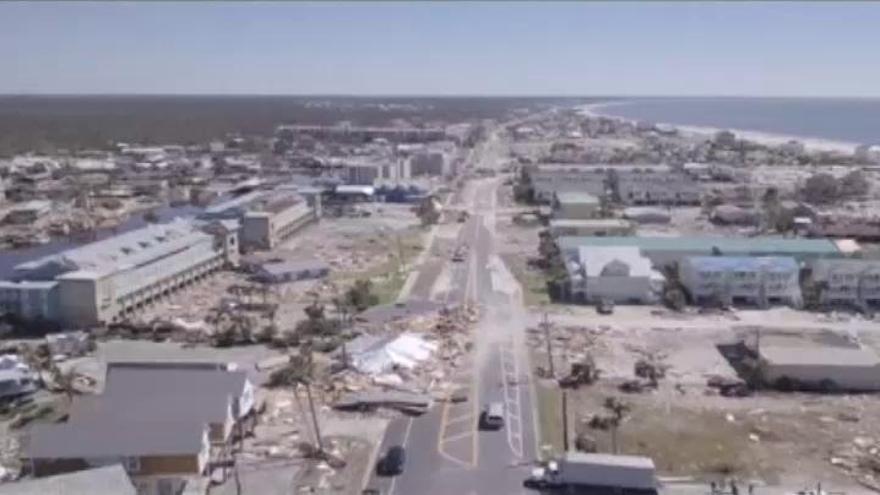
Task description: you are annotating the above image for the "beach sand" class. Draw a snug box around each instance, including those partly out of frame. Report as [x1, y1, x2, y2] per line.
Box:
[578, 102, 859, 154]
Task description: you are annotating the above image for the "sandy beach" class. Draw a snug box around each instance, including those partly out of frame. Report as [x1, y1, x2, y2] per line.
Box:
[579, 102, 860, 154]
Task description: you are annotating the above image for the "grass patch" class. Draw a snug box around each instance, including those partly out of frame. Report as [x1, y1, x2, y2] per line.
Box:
[372, 271, 408, 305]
[534, 381, 564, 460]
[500, 253, 551, 307]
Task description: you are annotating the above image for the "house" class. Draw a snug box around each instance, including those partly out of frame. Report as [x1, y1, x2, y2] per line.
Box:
[23, 420, 210, 495]
[101, 362, 257, 441]
[809, 259, 880, 308]
[552, 192, 600, 220]
[254, 259, 330, 283]
[757, 343, 880, 392]
[0, 354, 38, 400]
[1, 464, 137, 495]
[548, 219, 634, 238]
[679, 256, 802, 307]
[563, 246, 662, 304]
[21, 362, 257, 494]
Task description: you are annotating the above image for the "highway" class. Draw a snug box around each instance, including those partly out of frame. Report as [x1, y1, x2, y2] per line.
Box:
[366, 129, 539, 495]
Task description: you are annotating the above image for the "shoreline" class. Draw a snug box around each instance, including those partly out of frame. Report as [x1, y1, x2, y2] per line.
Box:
[577, 102, 861, 154]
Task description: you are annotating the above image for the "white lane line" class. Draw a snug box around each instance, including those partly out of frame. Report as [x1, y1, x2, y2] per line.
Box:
[387, 418, 414, 495]
[499, 339, 524, 460]
[445, 413, 475, 426]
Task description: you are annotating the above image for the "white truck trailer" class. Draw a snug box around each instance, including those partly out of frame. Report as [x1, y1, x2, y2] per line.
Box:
[524, 452, 657, 494]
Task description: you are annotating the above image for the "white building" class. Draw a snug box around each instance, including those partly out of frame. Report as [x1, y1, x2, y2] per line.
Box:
[809, 259, 880, 308]
[563, 246, 662, 303]
[6, 219, 238, 326]
[240, 195, 316, 250]
[552, 192, 600, 220]
[679, 256, 802, 307]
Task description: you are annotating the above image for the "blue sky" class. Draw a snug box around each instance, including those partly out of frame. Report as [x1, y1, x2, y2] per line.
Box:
[1, 1, 879, 96]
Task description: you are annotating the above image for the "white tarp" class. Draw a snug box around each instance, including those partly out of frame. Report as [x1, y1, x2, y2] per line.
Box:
[352, 333, 438, 374]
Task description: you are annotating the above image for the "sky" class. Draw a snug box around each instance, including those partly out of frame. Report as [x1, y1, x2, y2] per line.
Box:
[1, 1, 880, 97]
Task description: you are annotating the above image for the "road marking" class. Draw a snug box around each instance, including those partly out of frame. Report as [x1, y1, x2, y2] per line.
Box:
[387, 417, 414, 495]
[499, 340, 524, 460]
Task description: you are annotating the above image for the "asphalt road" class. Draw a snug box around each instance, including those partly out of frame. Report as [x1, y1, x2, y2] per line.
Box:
[366, 131, 539, 495]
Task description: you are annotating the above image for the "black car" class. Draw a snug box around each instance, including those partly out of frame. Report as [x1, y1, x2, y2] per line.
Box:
[377, 445, 406, 476]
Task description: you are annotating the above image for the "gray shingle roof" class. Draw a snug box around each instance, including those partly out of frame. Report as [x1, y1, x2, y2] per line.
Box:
[103, 363, 247, 400]
[25, 420, 207, 459]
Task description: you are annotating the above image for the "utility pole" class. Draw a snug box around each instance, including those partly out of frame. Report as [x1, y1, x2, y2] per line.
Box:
[561, 390, 569, 451]
[542, 312, 555, 377]
[304, 382, 324, 453]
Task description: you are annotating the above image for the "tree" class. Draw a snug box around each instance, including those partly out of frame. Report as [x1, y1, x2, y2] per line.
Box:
[415, 196, 441, 226]
[344, 279, 379, 312]
[295, 298, 341, 337]
[840, 170, 870, 198]
[267, 350, 325, 453]
[801, 173, 840, 204]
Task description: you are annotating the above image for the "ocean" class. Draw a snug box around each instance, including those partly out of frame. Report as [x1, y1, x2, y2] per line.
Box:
[592, 97, 880, 147]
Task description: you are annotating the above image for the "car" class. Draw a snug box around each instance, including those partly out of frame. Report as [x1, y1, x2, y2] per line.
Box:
[376, 445, 406, 476]
[479, 402, 505, 430]
[596, 298, 615, 315]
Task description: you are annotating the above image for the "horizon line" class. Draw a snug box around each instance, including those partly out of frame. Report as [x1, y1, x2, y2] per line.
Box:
[0, 93, 879, 100]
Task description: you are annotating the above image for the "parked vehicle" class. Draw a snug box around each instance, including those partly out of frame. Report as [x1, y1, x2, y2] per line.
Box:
[479, 402, 505, 430]
[597, 298, 615, 315]
[377, 446, 406, 476]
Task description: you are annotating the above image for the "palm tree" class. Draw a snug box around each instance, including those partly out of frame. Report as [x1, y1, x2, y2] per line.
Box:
[268, 351, 324, 453]
[603, 397, 631, 454]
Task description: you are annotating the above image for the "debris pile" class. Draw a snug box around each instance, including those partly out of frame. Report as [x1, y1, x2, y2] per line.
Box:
[829, 436, 880, 491]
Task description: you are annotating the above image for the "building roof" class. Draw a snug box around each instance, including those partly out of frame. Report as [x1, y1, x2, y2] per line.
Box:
[683, 256, 799, 273]
[103, 363, 247, 401]
[554, 192, 600, 205]
[16, 218, 210, 279]
[0, 464, 136, 495]
[761, 345, 880, 368]
[572, 246, 654, 278]
[25, 420, 207, 459]
[558, 236, 840, 257]
[70, 390, 231, 425]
